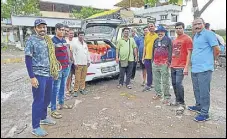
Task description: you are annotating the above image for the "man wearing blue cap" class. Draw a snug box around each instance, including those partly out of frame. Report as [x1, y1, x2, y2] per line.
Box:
[152, 25, 172, 104]
[25, 19, 59, 137]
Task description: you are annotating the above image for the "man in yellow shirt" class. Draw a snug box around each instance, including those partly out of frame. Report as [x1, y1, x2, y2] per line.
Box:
[142, 22, 158, 92]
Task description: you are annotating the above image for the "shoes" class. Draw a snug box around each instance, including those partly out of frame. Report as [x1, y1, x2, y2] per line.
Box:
[80, 89, 88, 95]
[31, 127, 48, 137]
[188, 106, 201, 113]
[194, 114, 210, 122]
[40, 118, 56, 125]
[142, 86, 151, 92]
[73, 91, 78, 97]
[170, 101, 180, 106]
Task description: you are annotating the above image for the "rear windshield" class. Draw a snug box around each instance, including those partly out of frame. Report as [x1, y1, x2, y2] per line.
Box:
[86, 40, 116, 63]
[85, 26, 115, 35]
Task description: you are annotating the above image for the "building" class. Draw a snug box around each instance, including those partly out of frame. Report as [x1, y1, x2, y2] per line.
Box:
[8, 0, 107, 47]
[39, 0, 107, 18]
[134, 4, 182, 39]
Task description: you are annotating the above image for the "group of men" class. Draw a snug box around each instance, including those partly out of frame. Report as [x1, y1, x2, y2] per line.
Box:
[116, 17, 220, 124]
[25, 17, 221, 137]
[25, 19, 91, 136]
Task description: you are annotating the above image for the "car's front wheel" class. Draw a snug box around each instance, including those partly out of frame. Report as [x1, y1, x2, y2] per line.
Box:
[113, 74, 120, 80]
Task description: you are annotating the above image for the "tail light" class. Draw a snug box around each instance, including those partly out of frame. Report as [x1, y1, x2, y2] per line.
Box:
[87, 73, 95, 75]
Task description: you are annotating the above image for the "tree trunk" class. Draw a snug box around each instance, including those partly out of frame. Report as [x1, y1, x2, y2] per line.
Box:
[192, 0, 214, 19]
[191, 0, 214, 37]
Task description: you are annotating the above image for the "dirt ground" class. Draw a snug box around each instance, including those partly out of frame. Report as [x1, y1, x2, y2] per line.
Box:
[1, 49, 226, 138]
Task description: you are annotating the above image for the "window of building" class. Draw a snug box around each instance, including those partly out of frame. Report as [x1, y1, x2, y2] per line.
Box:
[170, 30, 175, 37]
[160, 15, 168, 20]
[51, 27, 55, 35]
[171, 14, 178, 22]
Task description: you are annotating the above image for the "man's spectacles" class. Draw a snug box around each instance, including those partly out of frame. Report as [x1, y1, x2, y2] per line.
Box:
[175, 28, 183, 30]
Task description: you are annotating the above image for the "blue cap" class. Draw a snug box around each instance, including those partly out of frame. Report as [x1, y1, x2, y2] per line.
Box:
[155, 25, 167, 33]
[34, 19, 47, 26]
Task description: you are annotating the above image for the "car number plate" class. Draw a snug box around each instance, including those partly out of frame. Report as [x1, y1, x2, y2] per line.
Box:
[101, 66, 116, 73]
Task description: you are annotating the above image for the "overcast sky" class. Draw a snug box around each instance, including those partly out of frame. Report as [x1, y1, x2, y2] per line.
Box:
[40, 0, 226, 29]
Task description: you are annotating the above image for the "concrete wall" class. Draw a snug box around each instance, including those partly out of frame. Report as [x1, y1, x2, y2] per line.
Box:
[40, 11, 72, 18]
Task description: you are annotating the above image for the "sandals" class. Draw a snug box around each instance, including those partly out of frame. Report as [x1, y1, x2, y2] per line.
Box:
[126, 85, 132, 89]
[58, 104, 73, 110]
[152, 95, 162, 100]
[65, 92, 71, 97]
[117, 84, 123, 89]
[51, 111, 62, 119]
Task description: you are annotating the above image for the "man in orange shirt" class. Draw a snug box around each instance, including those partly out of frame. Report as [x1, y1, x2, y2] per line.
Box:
[170, 22, 193, 109]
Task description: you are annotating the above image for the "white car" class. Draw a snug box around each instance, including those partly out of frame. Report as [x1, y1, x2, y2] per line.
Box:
[83, 19, 123, 81]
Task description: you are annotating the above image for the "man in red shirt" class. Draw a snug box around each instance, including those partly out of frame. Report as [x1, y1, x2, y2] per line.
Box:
[170, 22, 193, 110]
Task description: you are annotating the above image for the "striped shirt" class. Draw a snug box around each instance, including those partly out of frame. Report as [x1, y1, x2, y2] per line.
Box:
[52, 36, 69, 69]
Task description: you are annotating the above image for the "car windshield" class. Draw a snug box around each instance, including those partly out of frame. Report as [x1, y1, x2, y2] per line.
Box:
[85, 26, 115, 35]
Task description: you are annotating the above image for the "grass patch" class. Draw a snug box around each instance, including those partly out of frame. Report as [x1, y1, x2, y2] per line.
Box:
[1, 45, 8, 51]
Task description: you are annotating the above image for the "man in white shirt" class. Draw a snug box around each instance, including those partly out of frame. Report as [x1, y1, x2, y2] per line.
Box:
[65, 28, 75, 97]
[71, 31, 91, 97]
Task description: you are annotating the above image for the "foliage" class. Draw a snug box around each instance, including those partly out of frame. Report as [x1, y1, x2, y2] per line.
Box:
[215, 29, 226, 37]
[1, 0, 40, 18]
[144, 0, 180, 7]
[72, 7, 105, 19]
[222, 36, 226, 43]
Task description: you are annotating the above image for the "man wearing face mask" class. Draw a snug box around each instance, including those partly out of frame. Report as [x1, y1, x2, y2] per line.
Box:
[72, 31, 91, 97]
[25, 19, 60, 137]
[116, 27, 138, 89]
[188, 18, 220, 122]
[51, 23, 72, 119]
[152, 25, 172, 104]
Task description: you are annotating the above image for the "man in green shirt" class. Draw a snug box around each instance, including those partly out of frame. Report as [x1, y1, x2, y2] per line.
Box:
[116, 28, 138, 89]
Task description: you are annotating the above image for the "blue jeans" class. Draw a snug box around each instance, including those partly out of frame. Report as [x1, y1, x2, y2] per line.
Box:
[51, 67, 70, 111]
[171, 68, 185, 104]
[191, 70, 212, 116]
[32, 75, 53, 129]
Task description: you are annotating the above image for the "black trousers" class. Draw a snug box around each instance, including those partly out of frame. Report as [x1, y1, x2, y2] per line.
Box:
[131, 61, 137, 79]
[119, 61, 134, 86]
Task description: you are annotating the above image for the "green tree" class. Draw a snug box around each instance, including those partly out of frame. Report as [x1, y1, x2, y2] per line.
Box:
[215, 29, 226, 37]
[1, 0, 40, 18]
[144, 0, 180, 7]
[72, 7, 104, 19]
